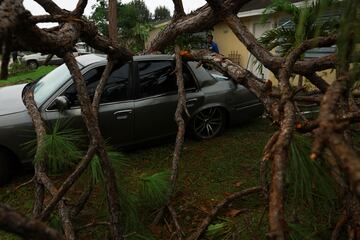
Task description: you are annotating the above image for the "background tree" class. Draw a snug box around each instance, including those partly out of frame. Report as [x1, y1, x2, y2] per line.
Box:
[90, 0, 152, 52]
[154, 6, 171, 21]
[90, 0, 111, 36]
[118, 1, 152, 52]
[127, 0, 151, 23]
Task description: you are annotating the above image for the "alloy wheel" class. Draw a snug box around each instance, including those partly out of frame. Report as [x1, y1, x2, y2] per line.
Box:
[192, 107, 225, 139]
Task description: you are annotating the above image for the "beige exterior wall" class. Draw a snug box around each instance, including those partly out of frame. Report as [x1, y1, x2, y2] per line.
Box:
[212, 21, 250, 67]
[212, 16, 277, 81]
[146, 15, 336, 86]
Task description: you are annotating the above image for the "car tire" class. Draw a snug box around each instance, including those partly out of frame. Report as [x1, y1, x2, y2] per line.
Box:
[190, 107, 226, 140]
[27, 60, 38, 70]
[0, 151, 14, 186]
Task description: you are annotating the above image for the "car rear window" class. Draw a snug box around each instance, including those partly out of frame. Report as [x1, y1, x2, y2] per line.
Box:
[137, 60, 197, 98]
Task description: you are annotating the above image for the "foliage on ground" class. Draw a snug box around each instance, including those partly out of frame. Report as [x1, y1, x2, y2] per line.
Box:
[0, 118, 346, 239]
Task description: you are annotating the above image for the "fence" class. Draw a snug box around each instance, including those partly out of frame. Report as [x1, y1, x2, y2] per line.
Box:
[227, 50, 241, 65]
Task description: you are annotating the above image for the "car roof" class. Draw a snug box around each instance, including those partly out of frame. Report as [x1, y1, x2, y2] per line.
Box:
[76, 54, 107, 67]
[76, 53, 175, 67]
[76, 54, 217, 87]
[133, 54, 174, 61]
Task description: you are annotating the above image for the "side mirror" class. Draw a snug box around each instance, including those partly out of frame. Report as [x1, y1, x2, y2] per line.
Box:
[54, 96, 70, 112]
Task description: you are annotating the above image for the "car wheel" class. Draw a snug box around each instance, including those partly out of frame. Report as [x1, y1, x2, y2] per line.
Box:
[0, 151, 14, 186]
[27, 60, 38, 70]
[190, 107, 226, 140]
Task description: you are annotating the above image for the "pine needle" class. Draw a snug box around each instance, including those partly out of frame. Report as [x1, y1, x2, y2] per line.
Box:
[138, 171, 170, 209]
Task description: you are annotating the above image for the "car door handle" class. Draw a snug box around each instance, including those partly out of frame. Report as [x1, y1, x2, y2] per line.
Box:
[113, 110, 133, 120]
[186, 98, 198, 107]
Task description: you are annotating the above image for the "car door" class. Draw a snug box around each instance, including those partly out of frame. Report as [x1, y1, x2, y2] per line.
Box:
[97, 63, 134, 146]
[43, 63, 134, 147]
[133, 60, 202, 142]
[43, 66, 105, 136]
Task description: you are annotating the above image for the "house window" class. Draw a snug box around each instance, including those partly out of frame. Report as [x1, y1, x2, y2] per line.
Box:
[277, 9, 340, 59]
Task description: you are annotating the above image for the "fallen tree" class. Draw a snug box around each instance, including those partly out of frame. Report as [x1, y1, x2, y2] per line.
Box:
[0, 0, 359, 239]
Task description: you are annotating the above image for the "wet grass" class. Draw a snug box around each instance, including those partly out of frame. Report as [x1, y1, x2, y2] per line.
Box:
[0, 118, 344, 239]
[0, 66, 55, 87]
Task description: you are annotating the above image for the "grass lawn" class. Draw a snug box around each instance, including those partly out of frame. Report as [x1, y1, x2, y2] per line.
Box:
[0, 66, 350, 239]
[0, 119, 273, 239]
[0, 66, 55, 87]
[0, 118, 344, 239]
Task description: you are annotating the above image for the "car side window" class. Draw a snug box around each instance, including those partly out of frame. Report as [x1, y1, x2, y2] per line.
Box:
[64, 66, 105, 106]
[102, 64, 129, 103]
[63, 64, 129, 107]
[138, 61, 177, 98]
[183, 64, 197, 90]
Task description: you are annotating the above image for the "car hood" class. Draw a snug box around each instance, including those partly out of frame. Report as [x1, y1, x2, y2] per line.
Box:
[0, 84, 27, 116]
[22, 53, 40, 59]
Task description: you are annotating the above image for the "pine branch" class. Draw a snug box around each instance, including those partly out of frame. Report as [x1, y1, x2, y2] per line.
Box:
[187, 187, 262, 240]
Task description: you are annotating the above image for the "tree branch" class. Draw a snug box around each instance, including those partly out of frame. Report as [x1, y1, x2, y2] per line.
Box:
[0, 0, 26, 36]
[190, 50, 281, 121]
[92, 59, 114, 114]
[172, 0, 185, 18]
[206, 0, 223, 11]
[71, 181, 93, 218]
[328, 133, 360, 198]
[147, 0, 252, 52]
[154, 44, 187, 231]
[187, 187, 262, 240]
[39, 146, 97, 221]
[63, 52, 124, 239]
[0, 38, 10, 79]
[0, 204, 62, 240]
[22, 88, 47, 218]
[72, 0, 88, 16]
[33, 0, 64, 15]
[304, 73, 330, 93]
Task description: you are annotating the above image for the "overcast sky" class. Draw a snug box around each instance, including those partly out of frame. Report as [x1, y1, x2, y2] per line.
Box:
[23, 0, 207, 18]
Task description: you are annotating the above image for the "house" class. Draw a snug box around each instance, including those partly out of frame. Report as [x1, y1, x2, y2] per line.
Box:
[147, 0, 337, 85]
[212, 0, 303, 81]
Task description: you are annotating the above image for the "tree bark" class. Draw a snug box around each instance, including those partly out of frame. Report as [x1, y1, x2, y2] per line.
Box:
[169, 44, 187, 200]
[0, 40, 10, 80]
[108, 0, 118, 44]
[172, 0, 185, 18]
[0, 204, 62, 240]
[147, 0, 253, 52]
[187, 187, 262, 240]
[62, 52, 124, 240]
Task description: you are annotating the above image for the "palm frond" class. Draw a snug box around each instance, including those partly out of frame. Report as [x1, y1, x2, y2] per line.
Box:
[260, 0, 340, 55]
[261, 0, 300, 23]
[258, 27, 295, 52]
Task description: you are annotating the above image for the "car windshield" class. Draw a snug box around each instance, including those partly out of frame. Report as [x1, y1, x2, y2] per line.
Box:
[34, 63, 82, 104]
[208, 70, 229, 81]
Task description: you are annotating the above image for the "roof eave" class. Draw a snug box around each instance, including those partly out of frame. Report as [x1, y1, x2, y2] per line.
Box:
[237, 1, 308, 18]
